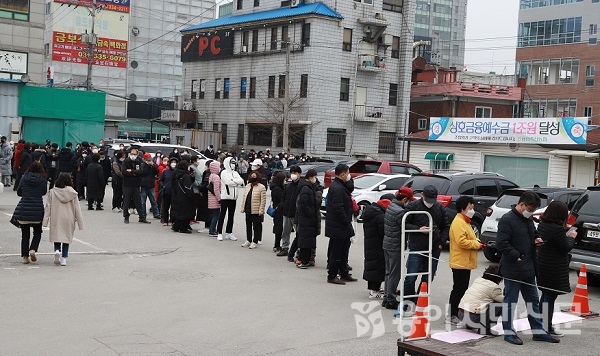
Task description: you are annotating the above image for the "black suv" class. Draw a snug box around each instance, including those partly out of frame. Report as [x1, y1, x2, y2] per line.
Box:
[568, 186, 600, 280]
[402, 172, 520, 239]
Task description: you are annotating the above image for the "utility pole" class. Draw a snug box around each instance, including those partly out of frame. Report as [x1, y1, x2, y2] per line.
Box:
[82, 0, 98, 91]
[282, 37, 290, 152]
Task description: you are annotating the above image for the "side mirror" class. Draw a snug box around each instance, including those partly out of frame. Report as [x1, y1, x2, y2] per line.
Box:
[378, 184, 387, 191]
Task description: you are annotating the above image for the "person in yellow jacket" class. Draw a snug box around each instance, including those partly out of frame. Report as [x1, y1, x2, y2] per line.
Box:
[240, 171, 267, 249]
[447, 196, 485, 325]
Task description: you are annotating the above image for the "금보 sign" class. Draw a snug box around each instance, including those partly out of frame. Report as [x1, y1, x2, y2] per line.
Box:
[429, 117, 588, 145]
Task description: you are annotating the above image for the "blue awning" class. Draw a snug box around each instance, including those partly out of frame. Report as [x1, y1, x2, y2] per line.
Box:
[424, 152, 454, 161]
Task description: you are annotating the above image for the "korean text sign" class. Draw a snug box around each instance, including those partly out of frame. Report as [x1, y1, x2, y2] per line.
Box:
[429, 117, 587, 145]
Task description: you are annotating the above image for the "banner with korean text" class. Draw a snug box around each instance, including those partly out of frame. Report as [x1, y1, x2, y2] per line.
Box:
[429, 117, 588, 145]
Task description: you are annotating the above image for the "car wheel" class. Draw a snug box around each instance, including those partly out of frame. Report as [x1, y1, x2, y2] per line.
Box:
[357, 201, 370, 223]
[483, 247, 501, 263]
[470, 220, 482, 239]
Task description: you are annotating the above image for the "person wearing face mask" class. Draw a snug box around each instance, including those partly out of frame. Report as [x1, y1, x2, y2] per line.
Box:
[121, 148, 150, 224]
[98, 151, 111, 184]
[293, 169, 319, 268]
[447, 196, 486, 325]
[497, 191, 559, 345]
[111, 151, 124, 212]
[250, 158, 268, 188]
[277, 165, 302, 257]
[240, 171, 266, 249]
[156, 156, 170, 211]
[216, 157, 244, 241]
[159, 157, 178, 226]
[75, 149, 89, 201]
[237, 157, 249, 185]
[399, 184, 449, 314]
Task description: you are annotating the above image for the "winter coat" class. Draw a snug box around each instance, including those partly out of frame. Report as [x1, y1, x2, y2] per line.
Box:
[536, 221, 574, 294]
[237, 160, 249, 176]
[220, 157, 244, 200]
[99, 157, 111, 183]
[18, 149, 32, 175]
[111, 160, 123, 183]
[45, 149, 59, 172]
[0, 142, 12, 175]
[141, 162, 159, 189]
[496, 207, 538, 282]
[270, 179, 284, 235]
[281, 179, 301, 218]
[401, 199, 450, 251]
[459, 277, 504, 314]
[12, 172, 47, 223]
[42, 186, 84, 243]
[324, 177, 355, 239]
[240, 182, 266, 215]
[57, 147, 74, 172]
[208, 160, 222, 209]
[86, 162, 106, 200]
[190, 163, 204, 194]
[362, 201, 387, 282]
[449, 213, 481, 270]
[159, 167, 175, 195]
[122, 157, 143, 187]
[32, 148, 47, 167]
[171, 169, 196, 221]
[296, 179, 319, 249]
[382, 199, 406, 252]
[314, 182, 323, 236]
[13, 143, 23, 172]
[75, 156, 88, 184]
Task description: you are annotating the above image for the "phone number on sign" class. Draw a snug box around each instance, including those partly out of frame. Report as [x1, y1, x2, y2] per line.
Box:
[77, 52, 126, 62]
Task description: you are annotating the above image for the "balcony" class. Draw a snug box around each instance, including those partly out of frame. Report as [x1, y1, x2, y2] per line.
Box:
[358, 13, 390, 27]
[355, 105, 385, 122]
[357, 54, 386, 72]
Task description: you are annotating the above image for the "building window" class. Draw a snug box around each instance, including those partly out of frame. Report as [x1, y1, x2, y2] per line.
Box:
[590, 38, 597, 45]
[242, 31, 249, 52]
[45, 2, 51, 14]
[199, 79, 205, 99]
[586, 78, 595, 86]
[353, 0, 373, 3]
[452, 45, 460, 56]
[240, 77, 247, 98]
[586, 65, 595, 76]
[302, 23, 311, 47]
[431, 160, 451, 171]
[590, 24, 598, 35]
[215, 79, 221, 99]
[268, 76, 275, 98]
[418, 118, 428, 130]
[213, 123, 219, 132]
[0, 5, 29, 20]
[254, 0, 259, 7]
[276, 125, 306, 149]
[388, 83, 398, 106]
[223, 78, 230, 99]
[249, 77, 256, 99]
[281, 0, 290, 6]
[521, 0, 586, 9]
[281, 26, 289, 49]
[517, 58, 579, 85]
[237, 124, 245, 145]
[340, 78, 350, 101]
[278, 75, 286, 98]
[191, 79, 197, 99]
[383, 0, 402, 12]
[378, 131, 396, 154]
[44, 43, 50, 57]
[524, 98, 576, 118]
[326, 128, 347, 152]
[584, 106, 593, 117]
[248, 124, 273, 146]
[391, 36, 399, 59]
[343, 28, 352, 51]
[300, 74, 308, 98]
[252, 30, 259, 52]
[221, 124, 228, 145]
[475, 107, 492, 118]
[271, 28, 278, 50]
[237, 0, 242, 10]
[518, 17, 582, 47]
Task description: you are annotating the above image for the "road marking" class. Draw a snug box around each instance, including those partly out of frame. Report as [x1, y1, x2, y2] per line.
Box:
[1, 251, 109, 257]
[73, 237, 104, 251]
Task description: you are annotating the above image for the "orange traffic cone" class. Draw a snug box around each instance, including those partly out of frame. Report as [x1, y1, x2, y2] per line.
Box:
[568, 265, 598, 317]
[408, 282, 429, 339]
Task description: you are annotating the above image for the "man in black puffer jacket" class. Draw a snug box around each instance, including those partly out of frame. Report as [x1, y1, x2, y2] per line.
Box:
[277, 165, 302, 257]
[325, 164, 355, 285]
[400, 185, 449, 311]
[381, 187, 416, 309]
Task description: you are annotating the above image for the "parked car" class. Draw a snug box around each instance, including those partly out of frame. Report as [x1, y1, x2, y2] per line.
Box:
[480, 187, 585, 262]
[402, 172, 520, 242]
[285, 163, 335, 184]
[567, 186, 600, 281]
[323, 160, 422, 188]
[129, 143, 207, 159]
[321, 173, 411, 221]
[103, 138, 139, 145]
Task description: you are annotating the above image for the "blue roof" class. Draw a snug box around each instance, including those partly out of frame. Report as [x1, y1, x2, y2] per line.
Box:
[182, 2, 343, 32]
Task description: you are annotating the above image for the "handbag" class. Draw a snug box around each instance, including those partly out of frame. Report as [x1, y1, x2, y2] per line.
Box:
[267, 204, 276, 218]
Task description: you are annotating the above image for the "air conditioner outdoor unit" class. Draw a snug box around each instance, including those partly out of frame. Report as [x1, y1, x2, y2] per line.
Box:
[242, 45, 248, 52]
[375, 13, 384, 20]
[291, 0, 299, 7]
[10, 122, 20, 133]
[183, 102, 193, 110]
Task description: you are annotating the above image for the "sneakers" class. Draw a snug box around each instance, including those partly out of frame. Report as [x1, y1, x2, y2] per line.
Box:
[532, 333, 560, 343]
[130, 208, 137, 215]
[208, 232, 218, 237]
[446, 315, 462, 326]
[22, 256, 29, 264]
[29, 250, 37, 262]
[327, 277, 346, 285]
[96, 206, 104, 211]
[549, 327, 564, 337]
[226, 233, 237, 241]
[297, 263, 309, 269]
[273, 247, 281, 253]
[217, 234, 223, 241]
[88, 206, 94, 210]
[124, 217, 129, 224]
[54, 250, 60, 265]
[59, 257, 67, 266]
[112, 207, 121, 213]
[241, 241, 251, 248]
[198, 228, 209, 233]
[504, 335, 524, 345]
[249, 242, 258, 249]
[276, 249, 289, 257]
[369, 290, 384, 299]
[138, 219, 151, 224]
[308, 259, 315, 266]
[257, 241, 263, 245]
[340, 275, 358, 282]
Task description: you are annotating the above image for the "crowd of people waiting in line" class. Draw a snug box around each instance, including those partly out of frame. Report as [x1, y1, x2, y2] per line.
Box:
[1, 136, 577, 345]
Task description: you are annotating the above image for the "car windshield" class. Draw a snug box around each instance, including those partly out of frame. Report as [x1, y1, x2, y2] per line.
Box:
[353, 175, 385, 190]
[403, 175, 448, 193]
[572, 191, 600, 216]
[496, 192, 549, 209]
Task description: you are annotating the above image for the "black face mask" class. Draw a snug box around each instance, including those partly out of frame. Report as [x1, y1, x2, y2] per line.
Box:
[248, 177, 258, 183]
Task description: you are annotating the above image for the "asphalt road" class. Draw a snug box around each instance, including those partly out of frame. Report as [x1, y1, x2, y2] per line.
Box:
[1, 186, 600, 355]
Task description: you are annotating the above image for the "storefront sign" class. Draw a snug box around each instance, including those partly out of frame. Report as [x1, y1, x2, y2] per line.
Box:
[54, 0, 130, 13]
[0, 50, 27, 74]
[160, 110, 180, 122]
[429, 117, 587, 145]
[52, 31, 127, 68]
[181, 31, 235, 62]
[0, 0, 28, 14]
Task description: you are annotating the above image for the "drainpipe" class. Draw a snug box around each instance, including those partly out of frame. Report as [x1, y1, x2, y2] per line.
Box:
[397, 0, 416, 161]
[348, 39, 363, 157]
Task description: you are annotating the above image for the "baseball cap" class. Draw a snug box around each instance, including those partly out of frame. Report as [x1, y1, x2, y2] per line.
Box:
[396, 186, 416, 201]
[143, 153, 152, 160]
[422, 185, 438, 204]
[252, 158, 262, 166]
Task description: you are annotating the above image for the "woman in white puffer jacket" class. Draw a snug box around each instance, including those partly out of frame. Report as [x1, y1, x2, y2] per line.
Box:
[216, 157, 244, 241]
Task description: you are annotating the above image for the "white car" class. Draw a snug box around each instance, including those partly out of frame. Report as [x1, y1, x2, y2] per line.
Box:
[321, 173, 411, 221]
[480, 187, 584, 262]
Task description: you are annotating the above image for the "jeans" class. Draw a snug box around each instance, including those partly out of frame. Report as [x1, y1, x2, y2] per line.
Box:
[327, 237, 351, 279]
[384, 249, 402, 303]
[502, 278, 545, 336]
[53, 243, 70, 258]
[21, 223, 42, 257]
[217, 200, 237, 234]
[209, 208, 220, 234]
[141, 187, 160, 217]
[403, 248, 441, 306]
[449, 269, 472, 316]
[281, 216, 293, 250]
[539, 290, 558, 332]
[122, 186, 145, 220]
[245, 213, 263, 243]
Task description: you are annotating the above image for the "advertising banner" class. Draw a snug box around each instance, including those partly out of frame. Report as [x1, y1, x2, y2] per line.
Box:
[52, 2, 129, 40]
[0, 0, 28, 13]
[0, 50, 28, 74]
[181, 31, 235, 62]
[52, 31, 127, 68]
[429, 117, 588, 145]
[54, 0, 130, 13]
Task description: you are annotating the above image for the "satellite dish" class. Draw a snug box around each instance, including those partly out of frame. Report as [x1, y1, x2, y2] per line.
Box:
[20, 74, 30, 83]
[129, 93, 137, 101]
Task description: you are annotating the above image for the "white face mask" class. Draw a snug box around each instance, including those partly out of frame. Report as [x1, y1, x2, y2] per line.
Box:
[423, 201, 434, 208]
[170, 163, 177, 169]
[309, 177, 316, 184]
[82, 154, 87, 158]
[251, 165, 259, 171]
[345, 173, 352, 182]
[465, 209, 475, 218]
[92, 149, 98, 154]
[129, 155, 137, 161]
[522, 210, 534, 219]
[230, 164, 236, 169]
[291, 174, 299, 181]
